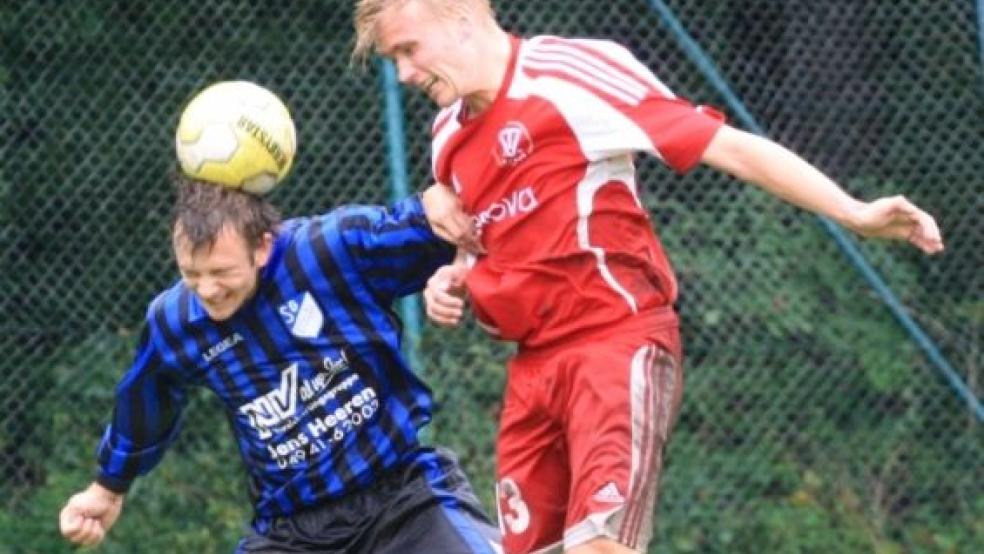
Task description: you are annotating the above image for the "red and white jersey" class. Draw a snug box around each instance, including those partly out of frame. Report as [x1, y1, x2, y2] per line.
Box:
[432, 35, 724, 348]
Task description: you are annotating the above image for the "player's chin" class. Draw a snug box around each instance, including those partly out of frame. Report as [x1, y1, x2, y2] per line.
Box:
[204, 305, 236, 321]
[429, 89, 459, 108]
[432, 97, 455, 108]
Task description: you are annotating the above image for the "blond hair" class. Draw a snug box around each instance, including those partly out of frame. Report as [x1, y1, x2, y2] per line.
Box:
[352, 0, 494, 65]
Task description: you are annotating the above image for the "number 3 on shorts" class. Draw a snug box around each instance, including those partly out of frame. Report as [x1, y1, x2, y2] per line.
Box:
[496, 477, 530, 535]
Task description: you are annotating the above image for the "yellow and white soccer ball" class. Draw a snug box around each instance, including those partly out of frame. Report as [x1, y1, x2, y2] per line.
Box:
[175, 80, 297, 195]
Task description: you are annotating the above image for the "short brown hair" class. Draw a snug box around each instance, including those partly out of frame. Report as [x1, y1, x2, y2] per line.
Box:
[351, 0, 494, 65]
[171, 175, 281, 254]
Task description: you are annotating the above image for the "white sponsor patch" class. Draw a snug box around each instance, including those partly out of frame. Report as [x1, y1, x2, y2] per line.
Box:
[279, 291, 324, 339]
[239, 363, 300, 440]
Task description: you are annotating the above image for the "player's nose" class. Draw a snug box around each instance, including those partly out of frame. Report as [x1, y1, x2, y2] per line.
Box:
[196, 278, 222, 301]
[395, 58, 415, 84]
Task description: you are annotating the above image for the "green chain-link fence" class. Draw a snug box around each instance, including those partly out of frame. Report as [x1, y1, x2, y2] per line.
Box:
[1, 1, 980, 552]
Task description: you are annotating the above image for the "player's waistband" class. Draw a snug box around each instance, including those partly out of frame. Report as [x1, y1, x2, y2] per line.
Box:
[251, 442, 424, 530]
[516, 306, 679, 359]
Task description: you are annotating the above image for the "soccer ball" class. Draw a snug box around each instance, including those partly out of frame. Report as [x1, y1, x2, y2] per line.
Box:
[175, 80, 297, 195]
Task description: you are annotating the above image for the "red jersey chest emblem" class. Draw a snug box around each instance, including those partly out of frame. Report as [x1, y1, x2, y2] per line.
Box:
[493, 121, 534, 166]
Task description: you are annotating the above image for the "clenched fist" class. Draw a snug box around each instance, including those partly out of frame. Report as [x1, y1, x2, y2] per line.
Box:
[59, 482, 124, 547]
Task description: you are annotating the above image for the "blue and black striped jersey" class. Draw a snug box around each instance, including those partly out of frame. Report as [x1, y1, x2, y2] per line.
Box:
[96, 195, 455, 520]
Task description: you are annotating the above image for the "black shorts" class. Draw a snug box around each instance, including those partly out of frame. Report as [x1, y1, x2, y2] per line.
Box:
[236, 447, 501, 554]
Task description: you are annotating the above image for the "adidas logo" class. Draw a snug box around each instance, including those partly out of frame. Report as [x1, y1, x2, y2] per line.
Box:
[592, 482, 625, 504]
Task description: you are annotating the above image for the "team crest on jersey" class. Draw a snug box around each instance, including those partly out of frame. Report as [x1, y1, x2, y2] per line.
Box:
[278, 291, 324, 339]
[493, 121, 533, 166]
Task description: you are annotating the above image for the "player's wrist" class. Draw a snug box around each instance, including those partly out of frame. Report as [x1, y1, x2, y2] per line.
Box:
[833, 197, 868, 231]
[89, 474, 131, 499]
[90, 479, 127, 501]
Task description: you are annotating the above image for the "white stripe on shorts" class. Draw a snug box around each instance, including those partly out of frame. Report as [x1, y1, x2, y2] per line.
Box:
[624, 344, 677, 549]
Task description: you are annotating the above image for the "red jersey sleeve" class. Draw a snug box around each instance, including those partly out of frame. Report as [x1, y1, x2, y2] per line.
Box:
[633, 98, 725, 173]
[521, 37, 725, 173]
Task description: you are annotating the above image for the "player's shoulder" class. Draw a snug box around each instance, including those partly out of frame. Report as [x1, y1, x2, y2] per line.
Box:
[307, 204, 374, 232]
[147, 281, 182, 315]
[517, 34, 671, 106]
[271, 213, 348, 260]
[145, 281, 194, 333]
[289, 205, 384, 249]
[522, 34, 642, 66]
[526, 34, 627, 52]
[277, 215, 316, 244]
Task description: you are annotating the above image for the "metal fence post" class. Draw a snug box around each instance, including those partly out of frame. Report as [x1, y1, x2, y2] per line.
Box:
[377, 58, 425, 378]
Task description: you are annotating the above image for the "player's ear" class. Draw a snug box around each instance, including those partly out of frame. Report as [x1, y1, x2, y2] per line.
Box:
[453, 4, 474, 41]
[254, 232, 275, 268]
[171, 223, 191, 259]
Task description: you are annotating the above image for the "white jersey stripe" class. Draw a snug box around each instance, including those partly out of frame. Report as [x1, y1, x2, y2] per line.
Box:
[524, 58, 643, 106]
[575, 157, 640, 313]
[541, 37, 656, 90]
[513, 73, 665, 163]
[562, 37, 676, 98]
[430, 102, 463, 182]
[527, 46, 649, 101]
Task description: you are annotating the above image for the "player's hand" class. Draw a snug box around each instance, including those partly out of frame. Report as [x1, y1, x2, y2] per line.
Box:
[845, 195, 944, 254]
[59, 482, 124, 547]
[421, 183, 485, 255]
[424, 263, 469, 327]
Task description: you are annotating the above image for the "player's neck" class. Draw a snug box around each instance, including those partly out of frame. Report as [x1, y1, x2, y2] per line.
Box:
[463, 28, 513, 116]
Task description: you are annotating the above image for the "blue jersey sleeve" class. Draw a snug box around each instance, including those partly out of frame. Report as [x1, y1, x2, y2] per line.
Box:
[337, 194, 455, 303]
[95, 325, 187, 493]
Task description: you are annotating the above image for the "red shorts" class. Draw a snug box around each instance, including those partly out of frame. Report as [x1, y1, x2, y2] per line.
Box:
[494, 312, 683, 553]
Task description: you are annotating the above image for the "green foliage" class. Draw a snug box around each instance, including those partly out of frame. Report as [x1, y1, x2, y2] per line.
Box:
[0, 333, 249, 553]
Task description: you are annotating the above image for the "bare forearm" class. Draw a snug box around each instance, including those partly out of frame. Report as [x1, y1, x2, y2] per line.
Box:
[702, 125, 863, 226]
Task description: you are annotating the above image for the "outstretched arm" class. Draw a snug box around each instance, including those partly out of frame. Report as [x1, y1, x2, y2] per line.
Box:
[59, 482, 124, 547]
[701, 125, 944, 254]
